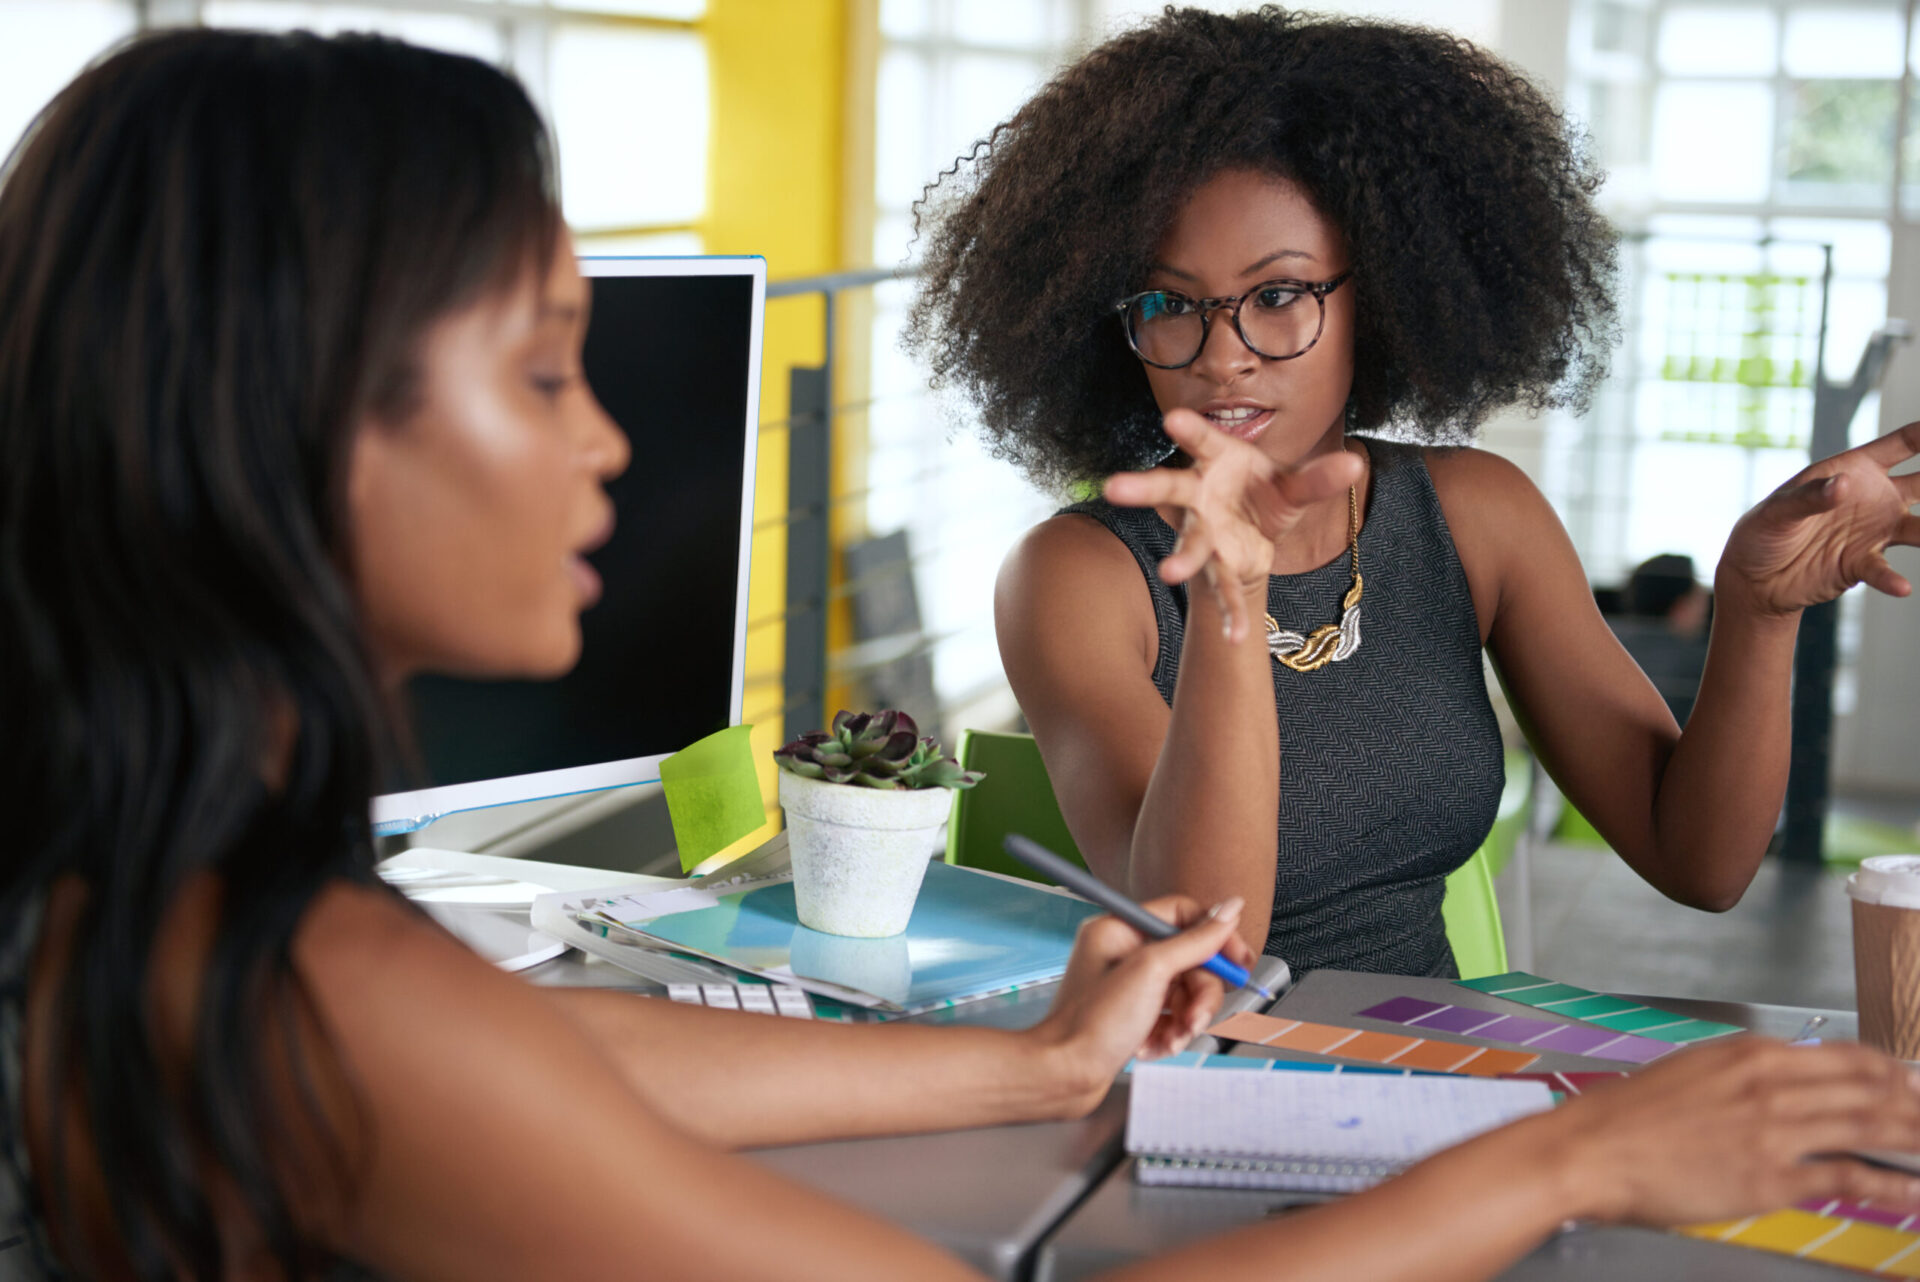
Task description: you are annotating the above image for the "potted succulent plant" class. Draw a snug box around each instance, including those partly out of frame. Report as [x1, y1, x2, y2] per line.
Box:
[773, 710, 983, 937]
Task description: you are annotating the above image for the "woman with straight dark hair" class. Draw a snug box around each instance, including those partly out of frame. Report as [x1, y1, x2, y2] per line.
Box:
[4, 27, 1920, 1282]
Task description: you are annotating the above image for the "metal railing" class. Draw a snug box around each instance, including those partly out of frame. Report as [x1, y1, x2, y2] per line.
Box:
[754, 267, 1056, 747]
[766, 267, 897, 744]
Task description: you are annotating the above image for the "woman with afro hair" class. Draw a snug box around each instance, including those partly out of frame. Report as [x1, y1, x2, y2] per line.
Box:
[910, 6, 1920, 975]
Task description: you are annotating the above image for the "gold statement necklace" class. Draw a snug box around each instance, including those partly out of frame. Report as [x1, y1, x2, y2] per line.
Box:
[1264, 484, 1362, 672]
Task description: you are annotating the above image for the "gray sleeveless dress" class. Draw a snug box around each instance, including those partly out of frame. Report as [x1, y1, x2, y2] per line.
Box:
[1063, 438, 1504, 977]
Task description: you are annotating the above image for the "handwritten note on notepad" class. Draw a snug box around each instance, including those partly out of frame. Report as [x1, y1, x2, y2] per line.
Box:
[1127, 1063, 1554, 1191]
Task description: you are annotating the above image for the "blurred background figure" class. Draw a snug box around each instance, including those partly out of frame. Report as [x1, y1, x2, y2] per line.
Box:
[1607, 553, 1713, 726]
[1626, 554, 1712, 641]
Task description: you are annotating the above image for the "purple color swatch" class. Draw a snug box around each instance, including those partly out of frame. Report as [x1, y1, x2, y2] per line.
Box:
[1357, 996, 1446, 1024]
[1467, 1013, 1563, 1042]
[1860, 1206, 1914, 1229]
[1828, 1203, 1913, 1229]
[1527, 1022, 1627, 1055]
[1600, 1036, 1675, 1064]
[1357, 994, 1682, 1065]
[1409, 1005, 1504, 1035]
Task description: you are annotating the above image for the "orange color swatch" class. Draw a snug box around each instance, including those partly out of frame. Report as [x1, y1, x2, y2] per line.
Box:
[1208, 1010, 1539, 1077]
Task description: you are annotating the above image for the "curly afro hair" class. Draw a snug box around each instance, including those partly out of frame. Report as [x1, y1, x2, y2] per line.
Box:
[906, 5, 1619, 491]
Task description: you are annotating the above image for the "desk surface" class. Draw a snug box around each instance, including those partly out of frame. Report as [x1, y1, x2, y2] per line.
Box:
[462, 894, 1103, 1279]
[1033, 972, 1863, 1282]
[435, 871, 1863, 1282]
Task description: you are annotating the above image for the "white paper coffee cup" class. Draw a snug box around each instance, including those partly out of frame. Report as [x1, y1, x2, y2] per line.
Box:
[1848, 855, 1920, 911]
[1851, 855, 1920, 1058]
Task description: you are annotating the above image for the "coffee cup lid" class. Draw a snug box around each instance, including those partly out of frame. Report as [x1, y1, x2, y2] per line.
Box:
[1848, 854, 1920, 909]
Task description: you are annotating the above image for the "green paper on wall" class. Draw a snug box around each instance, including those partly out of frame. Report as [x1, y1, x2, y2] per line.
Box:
[659, 724, 763, 873]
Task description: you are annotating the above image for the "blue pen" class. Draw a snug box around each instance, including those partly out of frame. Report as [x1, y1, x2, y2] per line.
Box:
[1002, 833, 1274, 1001]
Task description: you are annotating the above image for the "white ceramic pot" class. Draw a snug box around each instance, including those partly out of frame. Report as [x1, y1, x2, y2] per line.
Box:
[778, 770, 956, 937]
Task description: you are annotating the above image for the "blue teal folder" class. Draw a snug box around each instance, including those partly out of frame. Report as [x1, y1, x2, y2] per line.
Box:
[632, 862, 1101, 1013]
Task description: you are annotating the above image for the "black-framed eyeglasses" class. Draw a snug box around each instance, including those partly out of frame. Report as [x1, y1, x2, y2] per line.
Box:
[1113, 271, 1353, 370]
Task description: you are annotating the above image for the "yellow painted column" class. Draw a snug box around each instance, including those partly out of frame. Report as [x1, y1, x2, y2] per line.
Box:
[702, 0, 873, 857]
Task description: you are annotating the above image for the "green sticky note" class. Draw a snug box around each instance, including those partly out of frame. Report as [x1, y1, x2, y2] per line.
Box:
[659, 724, 764, 873]
[1548, 994, 1643, 1020]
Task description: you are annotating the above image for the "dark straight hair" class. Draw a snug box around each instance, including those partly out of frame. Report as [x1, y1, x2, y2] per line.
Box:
[0, 29, 560, 1278]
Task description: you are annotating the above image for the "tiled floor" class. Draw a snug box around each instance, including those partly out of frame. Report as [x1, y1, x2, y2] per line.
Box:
[1501, 802, 1920, 1013]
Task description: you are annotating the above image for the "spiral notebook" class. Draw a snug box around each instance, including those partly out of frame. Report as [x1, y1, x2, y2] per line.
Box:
[1126, 1064, 1554, 1191]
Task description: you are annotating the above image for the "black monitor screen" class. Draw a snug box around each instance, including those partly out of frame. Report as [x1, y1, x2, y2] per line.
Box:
[401, 269, 756, 788]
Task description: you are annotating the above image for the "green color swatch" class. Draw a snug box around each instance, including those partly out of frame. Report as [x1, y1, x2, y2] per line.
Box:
[1590, 1008, 1698, 1035]
[1456, 971, 1744, 1045]
[1505, 982, 1591, 1005]
[1546, 994, 1643, 1020]
[1457, 970, 1559, 995]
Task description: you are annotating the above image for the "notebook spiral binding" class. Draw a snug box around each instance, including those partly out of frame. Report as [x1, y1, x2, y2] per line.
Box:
[1135, 1154, 1403, 1192]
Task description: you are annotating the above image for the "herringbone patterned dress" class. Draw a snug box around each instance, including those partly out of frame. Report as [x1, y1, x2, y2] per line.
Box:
[1063, 437, 1504, 977]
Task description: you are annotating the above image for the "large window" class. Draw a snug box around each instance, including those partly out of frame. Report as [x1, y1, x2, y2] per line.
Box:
[0, 0, 708, 253]
[1564, 0, 1906, 572]
[1562, 0, 1914, 721]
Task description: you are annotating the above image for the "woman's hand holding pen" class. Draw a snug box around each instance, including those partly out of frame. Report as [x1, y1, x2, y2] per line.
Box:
[1026, 893, 1253, 1115]
[1102, 410, 1365, 644]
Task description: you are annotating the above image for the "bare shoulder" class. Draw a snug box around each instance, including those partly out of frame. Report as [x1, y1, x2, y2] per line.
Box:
[996, 511, 1158, 667]
[998, 510, 1143, 599]
[1420, 443, 1543, 511]
[1419, 444, 1567, 546]
[1415, 445, 1574, 638]
[295, 876, 473, 987]
[292, 878, 574, 1071]
[289, 881, 972, 1281]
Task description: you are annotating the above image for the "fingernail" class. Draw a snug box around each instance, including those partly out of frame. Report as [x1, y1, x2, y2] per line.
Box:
[1204, 896, 1244, 922]
[1823, 476, 1838, 493]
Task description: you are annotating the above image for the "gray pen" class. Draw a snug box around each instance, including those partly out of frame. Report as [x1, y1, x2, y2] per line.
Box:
[1002, 833, 1275, 1000]
[1791, 1014, 1827, 1044]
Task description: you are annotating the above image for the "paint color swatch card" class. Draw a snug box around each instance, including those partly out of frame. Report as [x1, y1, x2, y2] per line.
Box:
[612, 861, 1102, 1014]
[665, 982, 814, 1018]
[1682, 1207, 1920, 1277]
[1127, 1063, 1553, 1192]
[1357, 994, 1678, 1065]
[1454, 972, 1745, 1045]
[1147, 1050, 1451, 1078]
[1503, 1070, 1631, 1097]
[1209, 1010, 1542, 1076]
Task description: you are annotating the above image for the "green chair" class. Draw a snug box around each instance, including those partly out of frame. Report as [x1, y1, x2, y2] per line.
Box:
[1441, 847, 1507, 980]
[943, 729, 1088, 882]
[944, 728, 1508, 977]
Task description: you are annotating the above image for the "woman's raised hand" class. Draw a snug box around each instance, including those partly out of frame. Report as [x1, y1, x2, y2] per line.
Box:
[1718, 420, 1920, 615]
[1546, 1037, 1920, 1227]
[1028, 893, 1254, 1108]
[1102, 410, 1366, 643]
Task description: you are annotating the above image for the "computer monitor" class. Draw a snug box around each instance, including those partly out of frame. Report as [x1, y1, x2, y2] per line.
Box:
[371, 256, 766, 834]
